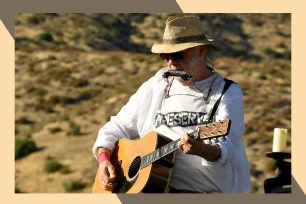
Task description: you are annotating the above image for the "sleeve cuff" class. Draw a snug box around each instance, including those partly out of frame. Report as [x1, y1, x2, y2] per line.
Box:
[201, 141, 229, 167]
[92, 140, 116, 160]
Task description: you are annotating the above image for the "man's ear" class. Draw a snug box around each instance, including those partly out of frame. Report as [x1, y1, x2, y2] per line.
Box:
[199, 45, 208, 57]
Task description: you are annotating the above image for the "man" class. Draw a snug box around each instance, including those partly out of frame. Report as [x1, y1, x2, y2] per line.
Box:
[92, 15, 251, 193]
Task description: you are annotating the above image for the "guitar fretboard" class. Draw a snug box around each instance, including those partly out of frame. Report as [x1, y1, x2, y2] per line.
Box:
[140, 138, 180, 169]
[139, 118, 230, 169]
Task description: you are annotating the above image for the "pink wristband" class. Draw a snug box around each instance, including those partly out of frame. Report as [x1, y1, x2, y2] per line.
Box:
[98, 152, 111, 165]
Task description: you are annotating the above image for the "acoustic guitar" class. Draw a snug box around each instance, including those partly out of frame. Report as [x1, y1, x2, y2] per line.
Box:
[92, 118, 231, 193]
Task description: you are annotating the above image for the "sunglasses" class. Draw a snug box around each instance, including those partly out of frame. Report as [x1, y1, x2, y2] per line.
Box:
[159, 50, 189, 63]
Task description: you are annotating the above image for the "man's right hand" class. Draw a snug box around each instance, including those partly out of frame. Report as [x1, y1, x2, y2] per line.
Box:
[98, 160, 117, 191]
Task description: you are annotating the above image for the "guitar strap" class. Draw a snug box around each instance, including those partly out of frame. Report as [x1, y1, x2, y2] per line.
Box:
[205, 78, 235, 124]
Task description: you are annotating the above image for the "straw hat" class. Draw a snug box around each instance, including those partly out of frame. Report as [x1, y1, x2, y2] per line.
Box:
[151, 16, 213, 54]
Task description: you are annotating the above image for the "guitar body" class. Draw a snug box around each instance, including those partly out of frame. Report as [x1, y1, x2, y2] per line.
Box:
[92, 132, 175, 193]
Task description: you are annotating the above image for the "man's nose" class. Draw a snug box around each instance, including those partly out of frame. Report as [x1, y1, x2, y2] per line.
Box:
[167, 55, 176, 66]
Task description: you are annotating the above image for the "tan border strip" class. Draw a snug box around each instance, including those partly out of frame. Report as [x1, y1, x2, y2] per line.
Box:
[291, 8, 306, 195]
[0, 19, 15, 197]
[176, 0, 291, 12]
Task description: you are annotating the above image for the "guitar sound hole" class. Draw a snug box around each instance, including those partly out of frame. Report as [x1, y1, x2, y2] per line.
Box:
[128, 156, 141, 179]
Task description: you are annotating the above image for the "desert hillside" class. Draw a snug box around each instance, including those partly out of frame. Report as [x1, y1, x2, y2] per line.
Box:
[15, 13, 291, 193]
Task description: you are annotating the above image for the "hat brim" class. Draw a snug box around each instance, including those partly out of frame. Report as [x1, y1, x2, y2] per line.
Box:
[151, 39, 213, 53]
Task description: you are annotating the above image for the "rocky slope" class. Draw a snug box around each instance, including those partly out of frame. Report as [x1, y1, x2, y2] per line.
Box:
[15, 13, 291, 193]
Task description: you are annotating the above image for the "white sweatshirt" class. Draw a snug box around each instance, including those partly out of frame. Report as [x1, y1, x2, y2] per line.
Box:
[92, 68, 251, 193]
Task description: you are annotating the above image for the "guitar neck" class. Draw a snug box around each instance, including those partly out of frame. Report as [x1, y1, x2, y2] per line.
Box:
[140, 118, 230, 169]
[140, 138, 180, 169]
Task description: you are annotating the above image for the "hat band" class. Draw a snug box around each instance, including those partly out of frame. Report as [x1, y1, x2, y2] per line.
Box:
[162, 34, 207, 44]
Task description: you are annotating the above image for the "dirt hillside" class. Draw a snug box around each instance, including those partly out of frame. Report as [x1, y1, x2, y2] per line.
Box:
[15, 13, 291, 193]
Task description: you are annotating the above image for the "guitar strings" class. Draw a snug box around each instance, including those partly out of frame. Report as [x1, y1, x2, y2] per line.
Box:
[112, 138, 226, 177]
[113, 135, 227, 177]
[112, 120, 229, 177]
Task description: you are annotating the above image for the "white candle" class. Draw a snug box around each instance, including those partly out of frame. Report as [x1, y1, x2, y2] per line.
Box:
[272, 128, 288, 152]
